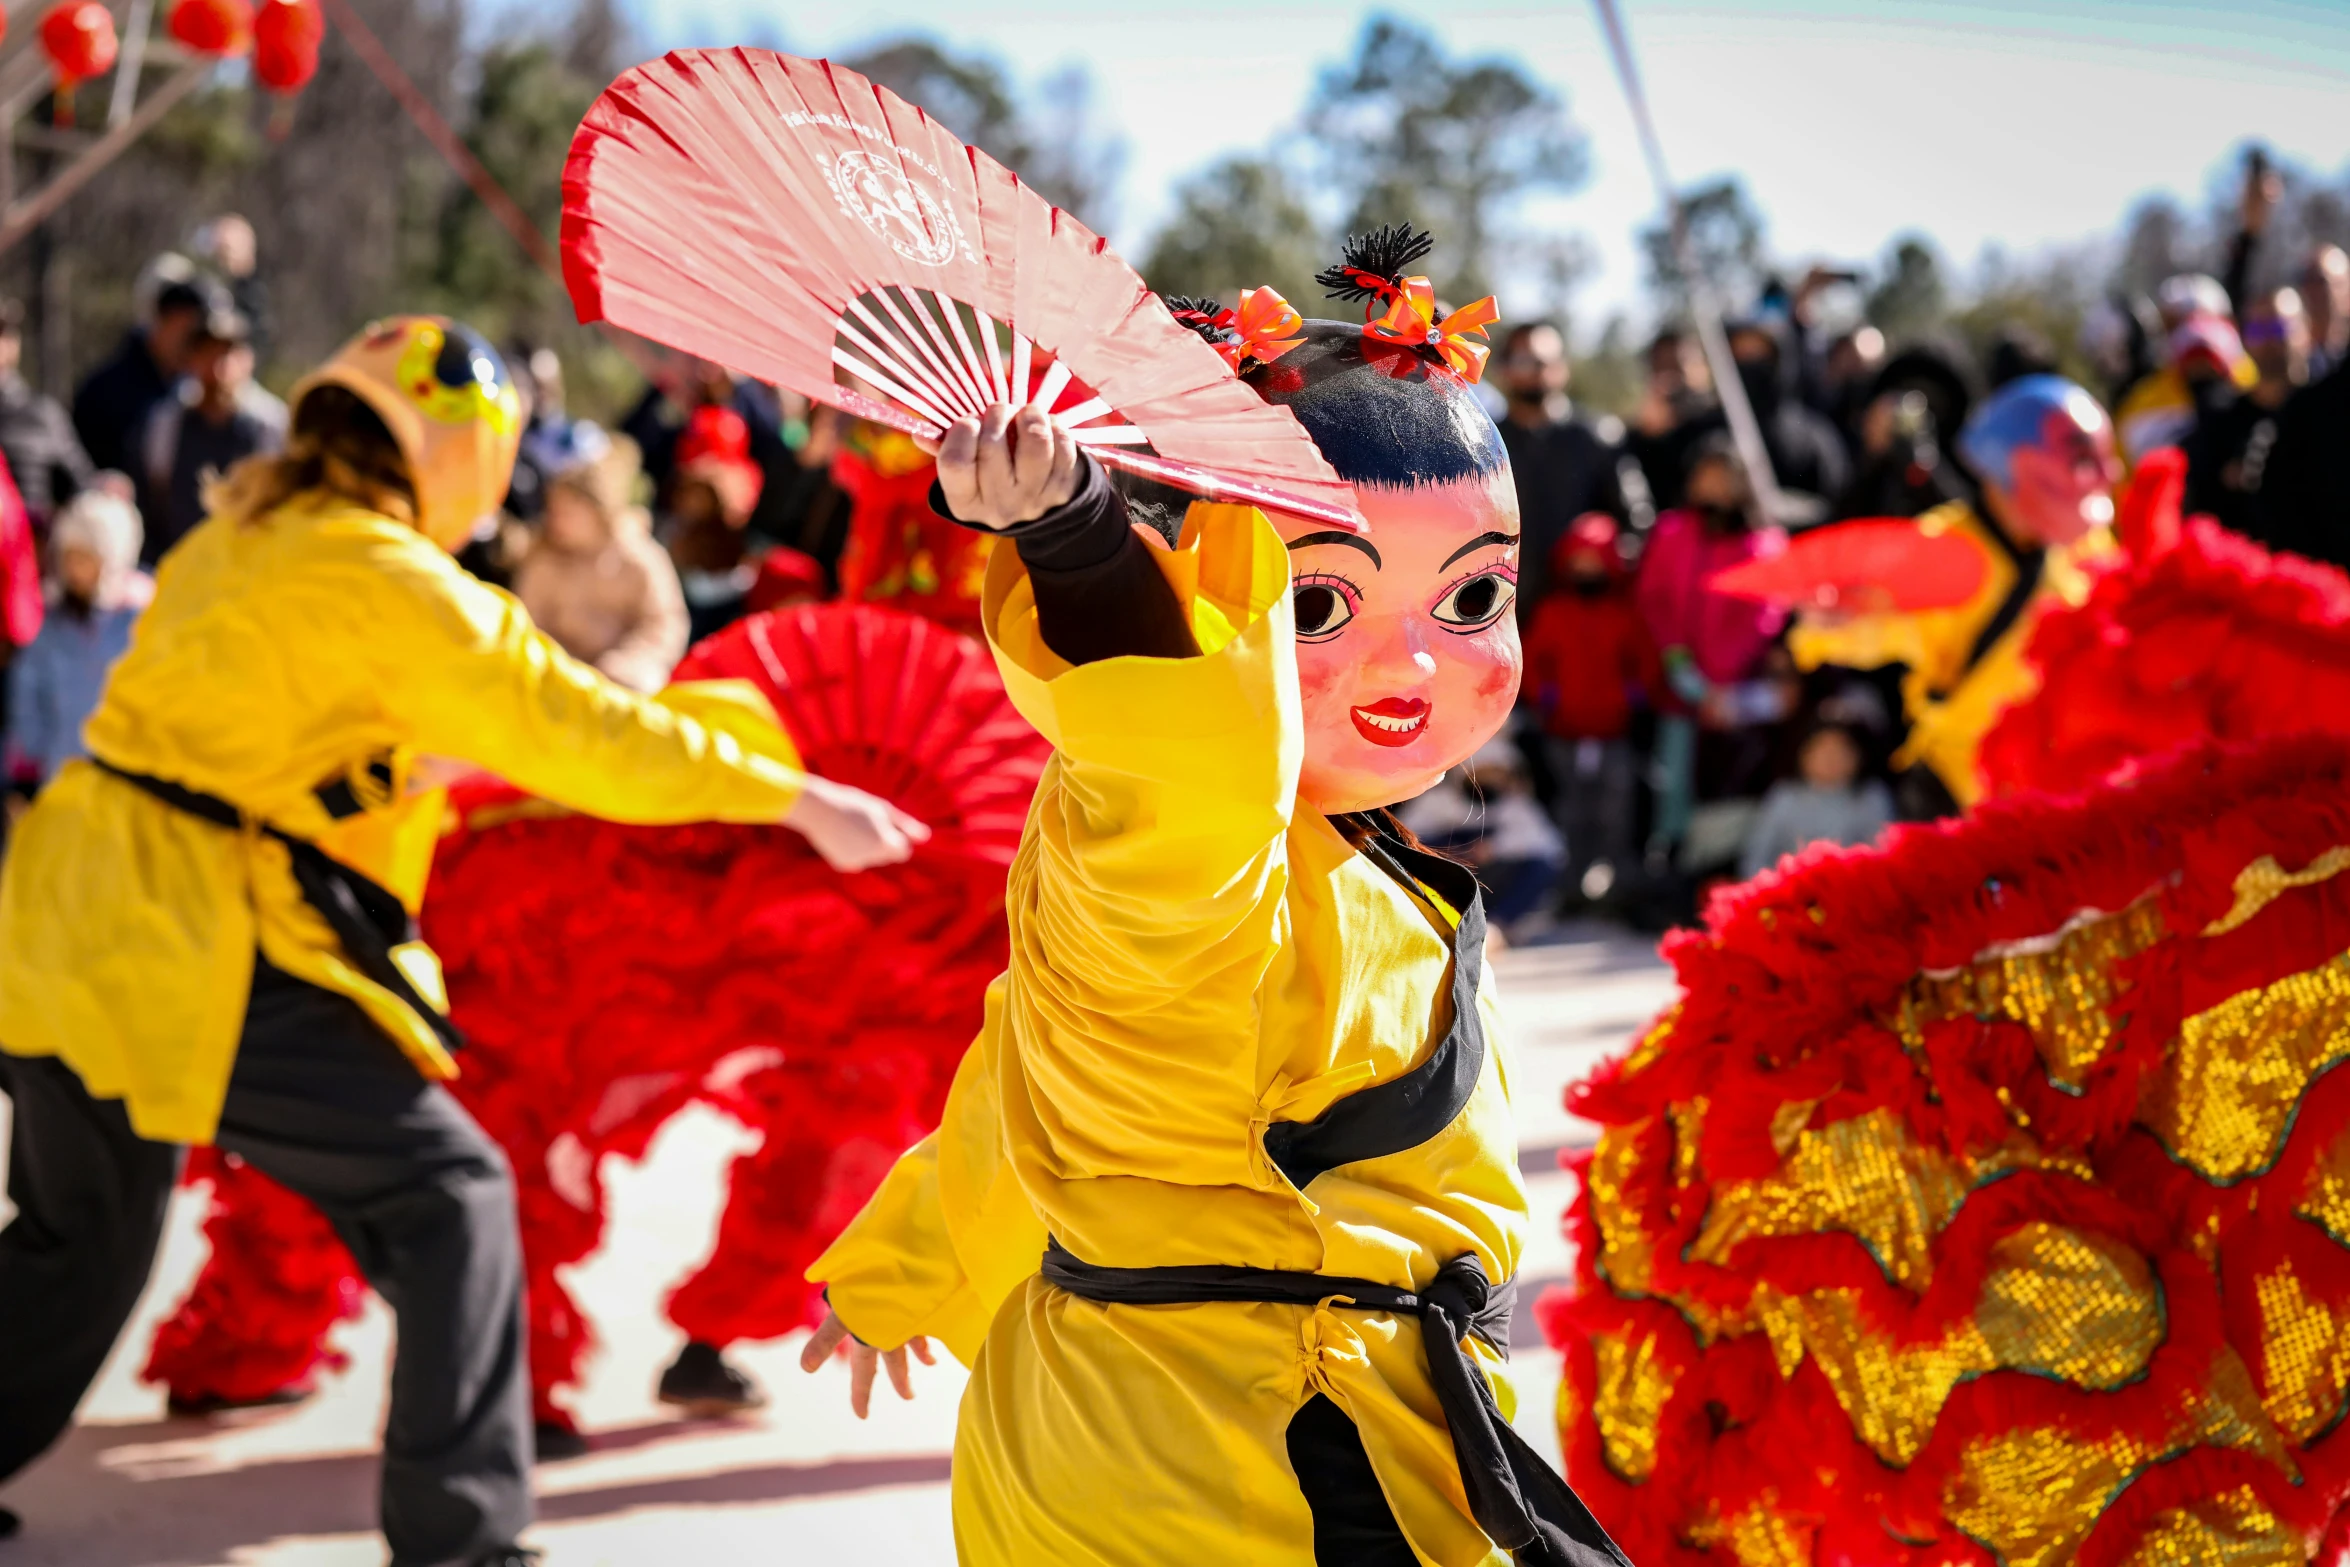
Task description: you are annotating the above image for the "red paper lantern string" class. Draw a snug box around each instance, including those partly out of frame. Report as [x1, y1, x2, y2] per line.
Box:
[253, 0, 322, 94]
[40, 2, 119, 127]
[168, 0, 256, 55]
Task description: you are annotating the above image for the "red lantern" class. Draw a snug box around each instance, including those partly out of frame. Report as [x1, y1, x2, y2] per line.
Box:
[40, 3, 118, 125]
[168, 0, 254, 54]
[252, 0, 321, 95]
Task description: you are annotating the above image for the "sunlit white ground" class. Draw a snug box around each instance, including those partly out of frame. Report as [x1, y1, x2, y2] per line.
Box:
[2, 924, 1672, 1566]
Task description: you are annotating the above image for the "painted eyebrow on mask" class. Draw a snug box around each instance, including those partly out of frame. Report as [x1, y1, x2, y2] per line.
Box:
[1286, 531, 1382, 568]
[1441, 530, 1519, 569]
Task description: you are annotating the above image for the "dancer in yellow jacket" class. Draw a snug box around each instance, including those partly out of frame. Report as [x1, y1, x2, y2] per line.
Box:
[1788, 375, 2121, 812]
[0, 316, 922, 1566]
[803, 237, 1627, 1567]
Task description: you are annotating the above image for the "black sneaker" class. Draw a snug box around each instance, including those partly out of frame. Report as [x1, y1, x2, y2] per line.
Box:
[532, 1420, 588, 1462]
[468, 1549, 540, 1567]
[656, 1340, 767, 1415]
[166, 1385, 314, 1418]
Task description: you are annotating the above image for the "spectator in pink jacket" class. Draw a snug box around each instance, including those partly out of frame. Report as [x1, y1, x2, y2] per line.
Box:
[1634, 436, 1791, 862]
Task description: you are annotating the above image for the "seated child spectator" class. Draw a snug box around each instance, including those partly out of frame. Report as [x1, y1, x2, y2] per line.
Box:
[8, 489, 148, 789]
[1737, 716, 1895, 880]
[513, 431, 690, 694]
[1398, 739, 1565, 940]
[1520, 512, 1655, 904]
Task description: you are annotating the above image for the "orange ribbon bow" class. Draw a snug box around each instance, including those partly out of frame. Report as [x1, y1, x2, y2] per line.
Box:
[1191, 287, 1306, 372]
[1362, 276, 1502, 383]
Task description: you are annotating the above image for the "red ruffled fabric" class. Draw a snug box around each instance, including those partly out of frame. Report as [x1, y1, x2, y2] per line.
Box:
[142, 1148, 364, 1406]
[1978, 516, 2350, 799]
[1542, 734, 2350, 1567]
[143, 604, 1046, 1427]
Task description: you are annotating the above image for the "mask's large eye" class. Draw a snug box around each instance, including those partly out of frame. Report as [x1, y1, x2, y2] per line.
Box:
[1432, 571, 1516, 631]
[1291, 574, 1359, 641]
[436, 323, 507, 399]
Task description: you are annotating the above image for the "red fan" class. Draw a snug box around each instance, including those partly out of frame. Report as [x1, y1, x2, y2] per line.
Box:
[562, 48, 1362, 532]
[1708, 516, 1991, 613]
[673, 601, 1050, 865]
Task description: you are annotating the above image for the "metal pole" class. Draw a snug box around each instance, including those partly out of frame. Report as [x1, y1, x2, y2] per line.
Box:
[1588, 0, 1787, 524]
[0, 57, 207, 257]
[106, 0, 155, 130]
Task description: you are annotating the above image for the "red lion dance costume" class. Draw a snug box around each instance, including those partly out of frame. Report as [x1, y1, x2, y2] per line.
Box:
[145, 602, 1049, 1434]
[1546, 444, 2350, 1563]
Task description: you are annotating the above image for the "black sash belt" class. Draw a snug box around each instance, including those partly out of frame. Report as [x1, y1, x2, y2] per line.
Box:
[93, 758, 464, 1053]
[1041, 1239, 1631, 1567]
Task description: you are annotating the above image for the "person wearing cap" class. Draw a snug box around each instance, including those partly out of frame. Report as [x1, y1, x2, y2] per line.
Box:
[2113, 274, 2259, 466]
[0, 299, 94, 526]
[72, 275, 216, 477]
[137, 304, 288, 564]
[513, 428, 688, 693]
[0, 316, 926, 1566]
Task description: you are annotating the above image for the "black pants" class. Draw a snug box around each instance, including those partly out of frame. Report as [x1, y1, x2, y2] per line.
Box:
[1288, 1393, 1420, 1566]
[0, 959, 531, 1567]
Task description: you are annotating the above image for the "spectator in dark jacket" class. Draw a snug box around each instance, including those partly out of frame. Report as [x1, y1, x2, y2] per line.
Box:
[1520, 514, 1657, 904]
[1494, 320, 1633, 618]
[1723, 319, 1850, 515]
[0, 300, 92, 527]
[1635, 320, 1850, 521]
[1833, 345, 1978, 521]
[72, 278, 211, 477]
[2302, 245, 2349, 380]
[2187, 288, 2311, 545]
[2257, 347, 2350, 571]
[192, 213, 269, 359]
[1626, 326, 1718, 512]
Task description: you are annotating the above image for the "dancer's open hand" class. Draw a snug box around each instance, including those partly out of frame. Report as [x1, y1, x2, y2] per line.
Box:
[800, 1307, 935, 1419]
[783, 775, 930, 871]
[924, 402, 1081, 531]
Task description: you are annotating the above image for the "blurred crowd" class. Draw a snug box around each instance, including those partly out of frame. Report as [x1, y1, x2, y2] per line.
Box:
[1413, 156, 2350, 938]
[0, 164, 2343, 937]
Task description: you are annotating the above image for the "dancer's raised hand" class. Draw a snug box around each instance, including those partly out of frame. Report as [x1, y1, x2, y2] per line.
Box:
[800, 1307, 935, 1418]
[924, 402, 1082, 531]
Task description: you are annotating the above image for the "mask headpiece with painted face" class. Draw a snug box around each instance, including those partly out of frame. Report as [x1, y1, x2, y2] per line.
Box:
[1162, 228, 1517, 817]
[1956, 374, 2121, 549]
[290, 315, 525, 551]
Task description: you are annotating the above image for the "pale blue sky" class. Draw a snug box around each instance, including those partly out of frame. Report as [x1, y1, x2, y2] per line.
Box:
[613, 1, 2350, 324]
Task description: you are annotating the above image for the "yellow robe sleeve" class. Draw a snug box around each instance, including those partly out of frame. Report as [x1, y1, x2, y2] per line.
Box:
[351, 527, 805, 824]
[810, 981, 1048, 1364]
[985, 503, 1304, 1194]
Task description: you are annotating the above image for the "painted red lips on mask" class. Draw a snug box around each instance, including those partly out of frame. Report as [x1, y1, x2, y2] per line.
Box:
[1350, 696, 1430, 747]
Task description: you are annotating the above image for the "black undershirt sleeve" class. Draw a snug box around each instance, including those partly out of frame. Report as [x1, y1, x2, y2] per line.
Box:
[931, 455, 1199, 667]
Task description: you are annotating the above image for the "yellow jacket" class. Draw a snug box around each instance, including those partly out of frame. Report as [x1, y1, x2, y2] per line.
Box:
[810, 504, 1528, 1567]
[1787, 501, 2109, 807]
[0, 492, 806, 1144]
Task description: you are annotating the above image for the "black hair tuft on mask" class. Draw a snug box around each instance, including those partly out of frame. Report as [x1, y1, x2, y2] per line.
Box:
[1315, 225, 1435, 304]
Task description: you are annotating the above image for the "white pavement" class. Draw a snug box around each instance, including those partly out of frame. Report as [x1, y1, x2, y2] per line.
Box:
[2, 924, 1674, 1567]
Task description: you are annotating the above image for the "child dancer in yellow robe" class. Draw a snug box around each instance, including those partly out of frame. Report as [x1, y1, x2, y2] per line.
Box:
[806, 250, 1631, 1567]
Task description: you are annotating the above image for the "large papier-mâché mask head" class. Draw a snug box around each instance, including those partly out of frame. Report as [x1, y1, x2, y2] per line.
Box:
[1243, 323, 1520, 815]
[291, 315, 525, 551]
[1956, 374, 2120, 549]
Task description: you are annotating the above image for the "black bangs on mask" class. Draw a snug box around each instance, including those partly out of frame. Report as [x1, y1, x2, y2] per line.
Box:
[1240, 321, 1506, 491]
